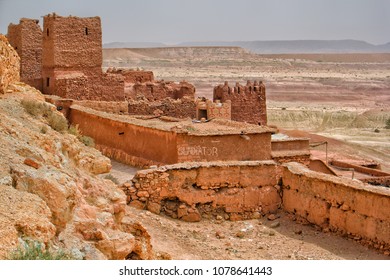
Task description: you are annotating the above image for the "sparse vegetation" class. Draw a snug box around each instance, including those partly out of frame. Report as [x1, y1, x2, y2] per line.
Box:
[47, 111, 68, 132]
[22, 98, 68, 132]
[68, 124, 81, 137]
[8, 240, 72, 260]
[104, 174, 119, 184]
[80, 135, 95, 147]
[385, 118, 390, 129]
[40, 125, 48, 134]
[21, 99, 51, 117]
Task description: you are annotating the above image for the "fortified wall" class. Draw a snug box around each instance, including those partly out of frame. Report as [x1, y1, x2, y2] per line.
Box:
[214, 80, 267, 125]
[122, 161, 390, 251]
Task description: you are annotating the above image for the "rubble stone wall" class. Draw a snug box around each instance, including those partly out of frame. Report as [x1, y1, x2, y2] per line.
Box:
[127, 81, 195, 101]
[128, 97, 196, 119]
[124, 161, 282, 222]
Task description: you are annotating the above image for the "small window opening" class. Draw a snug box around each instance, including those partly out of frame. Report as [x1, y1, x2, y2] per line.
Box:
[46, 77, 50, 87]
[118, 132, 125, 135]
[46, 28, 49, 36]
[198, 109, 207, 120]
[85, 27, 89, 35]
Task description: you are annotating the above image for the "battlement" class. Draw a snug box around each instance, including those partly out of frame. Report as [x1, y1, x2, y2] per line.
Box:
[213, 80, 267, 125]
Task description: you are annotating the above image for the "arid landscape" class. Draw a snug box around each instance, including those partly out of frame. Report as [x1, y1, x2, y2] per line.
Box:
[1, 13, 390, 262]
[103, 47, 390, 172]
[101, 47, 390, 259]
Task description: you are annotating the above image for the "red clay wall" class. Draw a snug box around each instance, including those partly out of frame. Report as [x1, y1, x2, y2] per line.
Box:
[283, 162, 390, 249]
[124, 161, 282, 222]
[7, 18, 42, 90]
[176, 133, 271, 163]
[128, 97, 196, 118]
[69, 105, 179, 167]
[213, 81, 267, 125]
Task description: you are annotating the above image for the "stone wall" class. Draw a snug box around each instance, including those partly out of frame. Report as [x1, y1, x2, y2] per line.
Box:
[123, 160, 390, 250]
[0, 34, 20, 94]
[127, 81, 195, 101]
[7, 18, 42, 90]
[213, 80, 267, 125]
[107, 68, 154, 83]
[282, 162, 390, 250]
[123, 161, 282, 222]
[271, 138, 311, 165]
[128, 97, 196, 119]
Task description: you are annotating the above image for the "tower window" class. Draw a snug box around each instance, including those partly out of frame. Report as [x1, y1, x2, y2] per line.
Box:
[85, 27, 89, 35]
[46, 28, 49, 36]
[46, 77, 50, 87]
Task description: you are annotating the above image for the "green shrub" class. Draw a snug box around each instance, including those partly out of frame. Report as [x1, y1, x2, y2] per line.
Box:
[104, 174, 119, 184]
[80, 135, 95, 147]
[47, 111, 68, 132]
[9, 240, 72, 260]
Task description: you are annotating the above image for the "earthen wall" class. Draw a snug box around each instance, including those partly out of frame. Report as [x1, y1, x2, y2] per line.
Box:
[69, 106, 179, 166]
[196, 99, 231, 120]
[213, 81, 267, 125]
[282, 162, 390, 248]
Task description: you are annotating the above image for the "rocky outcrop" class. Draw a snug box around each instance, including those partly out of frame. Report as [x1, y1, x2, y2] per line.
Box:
[0, 34, 20, 94]
[0, 86, 153, 259]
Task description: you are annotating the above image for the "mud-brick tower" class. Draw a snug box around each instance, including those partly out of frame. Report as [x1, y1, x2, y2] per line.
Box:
[213, 80, 267, 126]
[7, 18, 43, 91]
[42, 14, 103, 99]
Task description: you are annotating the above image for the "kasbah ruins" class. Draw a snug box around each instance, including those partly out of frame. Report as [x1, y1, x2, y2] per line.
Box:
[0, 14, 389, 260]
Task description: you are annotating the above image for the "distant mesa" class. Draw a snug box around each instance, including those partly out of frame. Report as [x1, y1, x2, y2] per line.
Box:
[105, 39, 390, 54]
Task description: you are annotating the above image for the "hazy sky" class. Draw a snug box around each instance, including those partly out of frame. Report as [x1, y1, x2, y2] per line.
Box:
[0, 0, 389, 44]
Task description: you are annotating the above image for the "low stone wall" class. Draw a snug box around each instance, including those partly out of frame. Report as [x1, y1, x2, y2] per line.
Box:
[283, 162, 390, 250]
[123, 160, 390, 250]
[123, 161, 282, 222]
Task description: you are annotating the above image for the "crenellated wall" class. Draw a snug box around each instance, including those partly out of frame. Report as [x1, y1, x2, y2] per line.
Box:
[213, 80, 267, 125]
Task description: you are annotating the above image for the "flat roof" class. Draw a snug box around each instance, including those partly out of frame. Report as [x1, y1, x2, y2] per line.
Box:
[71, 104, 274, 136]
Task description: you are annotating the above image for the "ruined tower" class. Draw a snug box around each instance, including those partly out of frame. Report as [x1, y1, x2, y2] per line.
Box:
[7, 18, 43, 91]
[213, 80, 267, 126]
[41, 14, 102, 98]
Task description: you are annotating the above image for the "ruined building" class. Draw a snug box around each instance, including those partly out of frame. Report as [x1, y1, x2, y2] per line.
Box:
[213, 80, 267, 125]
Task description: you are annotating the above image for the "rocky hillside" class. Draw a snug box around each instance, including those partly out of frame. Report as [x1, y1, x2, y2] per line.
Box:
[0, 35, 152, 260]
